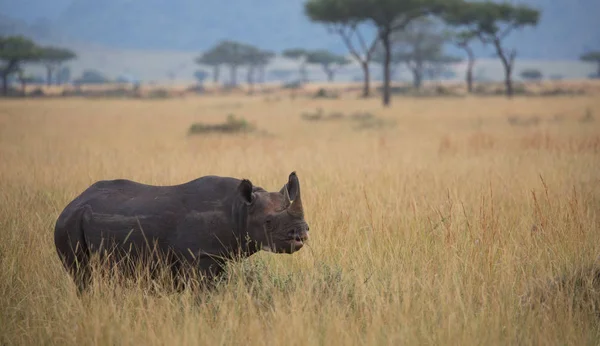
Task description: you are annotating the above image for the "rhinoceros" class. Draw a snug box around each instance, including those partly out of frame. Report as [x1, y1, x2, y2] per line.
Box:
[54, 171, 309, 292]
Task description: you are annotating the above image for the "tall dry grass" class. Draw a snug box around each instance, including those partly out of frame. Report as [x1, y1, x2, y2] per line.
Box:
[1, 91, 599, 345]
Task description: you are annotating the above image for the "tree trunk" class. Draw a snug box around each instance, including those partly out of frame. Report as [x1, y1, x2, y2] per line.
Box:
[46, 66, 53, 86]
[504, 65, 513, 97]
[258, 66, 265, 84]
[300, 63, 308, 83]
[381, 29, 392, 107]
[465, 47, 475, 94]
[493, 38, 514, 98]
[229, 65, 237, 87]
[466, 67, 473, 94]
[2, 60, 17, 96]
[212, 65, 220, 84]
[361, 61, 370, 98]
[412, 69, 423, 89]
[1, 74, 8, 96]
[324, 66, 334, 82]
[20, 79, 26, 96]
[247, 66, 255, 94]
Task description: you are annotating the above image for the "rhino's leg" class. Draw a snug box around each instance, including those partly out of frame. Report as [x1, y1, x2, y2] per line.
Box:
[196, 256, 226, 289]
[168, 255, 225, 291]
[54, 205, 92, 294]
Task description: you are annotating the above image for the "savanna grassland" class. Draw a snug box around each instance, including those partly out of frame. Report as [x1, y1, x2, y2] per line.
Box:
[1, 84, 600, 345]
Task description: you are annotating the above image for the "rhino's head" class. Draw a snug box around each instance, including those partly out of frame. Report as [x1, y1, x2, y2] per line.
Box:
[236, 172, 309, 254]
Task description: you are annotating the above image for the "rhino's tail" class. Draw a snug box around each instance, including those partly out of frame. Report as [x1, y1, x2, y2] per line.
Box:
[54, 205, 92, 294]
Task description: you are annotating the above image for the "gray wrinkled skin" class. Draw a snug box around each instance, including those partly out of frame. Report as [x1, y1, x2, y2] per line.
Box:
[54, 171, 309, 292]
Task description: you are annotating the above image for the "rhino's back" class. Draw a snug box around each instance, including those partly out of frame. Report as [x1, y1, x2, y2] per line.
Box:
[55, 175, 244, 258]
[65, 175, 242, 216]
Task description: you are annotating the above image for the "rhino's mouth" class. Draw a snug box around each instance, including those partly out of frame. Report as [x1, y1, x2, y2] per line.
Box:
[290, 239, 304, 250]
[261, 238, 305, 253]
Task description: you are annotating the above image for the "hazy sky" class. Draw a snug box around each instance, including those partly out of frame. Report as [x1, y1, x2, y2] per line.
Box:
[1, 0, 599, 61]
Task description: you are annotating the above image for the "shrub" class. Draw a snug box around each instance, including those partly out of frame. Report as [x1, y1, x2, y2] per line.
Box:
[375, 85, 412, 95]
[282, 81, 303, 89]
[538, 88, 585, 97]
[313, 88, 339, 99]
[29, 88, 45, 97]
[146, 88, 170, 99]
[520, 68, 544, 81]
[351, 112, 395, 130]
[188, 114, 256, 135]
[300, 110, 395, 131]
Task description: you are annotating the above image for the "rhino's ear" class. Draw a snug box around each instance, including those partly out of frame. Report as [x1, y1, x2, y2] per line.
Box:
[238, 179, 254, 205]
[280, 171, 300, 201]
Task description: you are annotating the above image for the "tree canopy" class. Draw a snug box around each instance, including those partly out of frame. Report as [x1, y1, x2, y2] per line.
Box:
[0, 36, 41, 64]
[444, 2, 540, 39]
[39, 47, 76, 64]
[519, 68, 543, 81]
[283, 48, 310, 82]
[74, 69, 110, 85]
[580, 51, 600, 77]
[305, 49, 350, 81]
[39, 46, 76, 85]
[305, 0, 463, 106]
[449, 30, 477, 92]
[305, 0, 380, 96]
[242, 46, 274, 88]
[243, 46, 274, 70]
[580, 51, 600, 63]
[444, 1, 540, 97]
[196, 41, 274, 87]
[194, 70, 209, 84]
[372, 18, 458, 88]
[282, 48, 309, 60]
[0, 35, 43, 95]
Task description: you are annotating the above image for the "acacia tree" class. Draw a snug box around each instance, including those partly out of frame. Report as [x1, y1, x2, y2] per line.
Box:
[0, 35, 41, 95]
[422, 54, 461, 85]
[243, 47, 274, 93]
[73, 69, 110, 85]
[451, 31, 476, 93]
[445, 2, 540, 97]
[212, 41, 254, 87]
[269, 69, 294, 83]
[388, 18, 451, 89]
[305, 0, 379, 97]
[580, 51, 600, 78]
[252, 50, 275, 85]
[306, 0, 461, 106]
[16, 68, 36, 95]
[520, 68, 543, 82]
[371, 17, 458, 90]
[305, 50, 350, 82]
[39, 46, 76, 86]
[194, 70, 209, 85]
[196, 43, 228, 84]
[56, 66, 71, 85]
[282, 48, 309, 83]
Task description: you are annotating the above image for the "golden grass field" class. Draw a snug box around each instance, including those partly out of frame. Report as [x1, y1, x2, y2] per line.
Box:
[1, 83, 600, 345]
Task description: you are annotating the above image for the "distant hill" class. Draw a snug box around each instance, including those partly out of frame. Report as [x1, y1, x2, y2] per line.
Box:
[1, 0, 599, 59]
